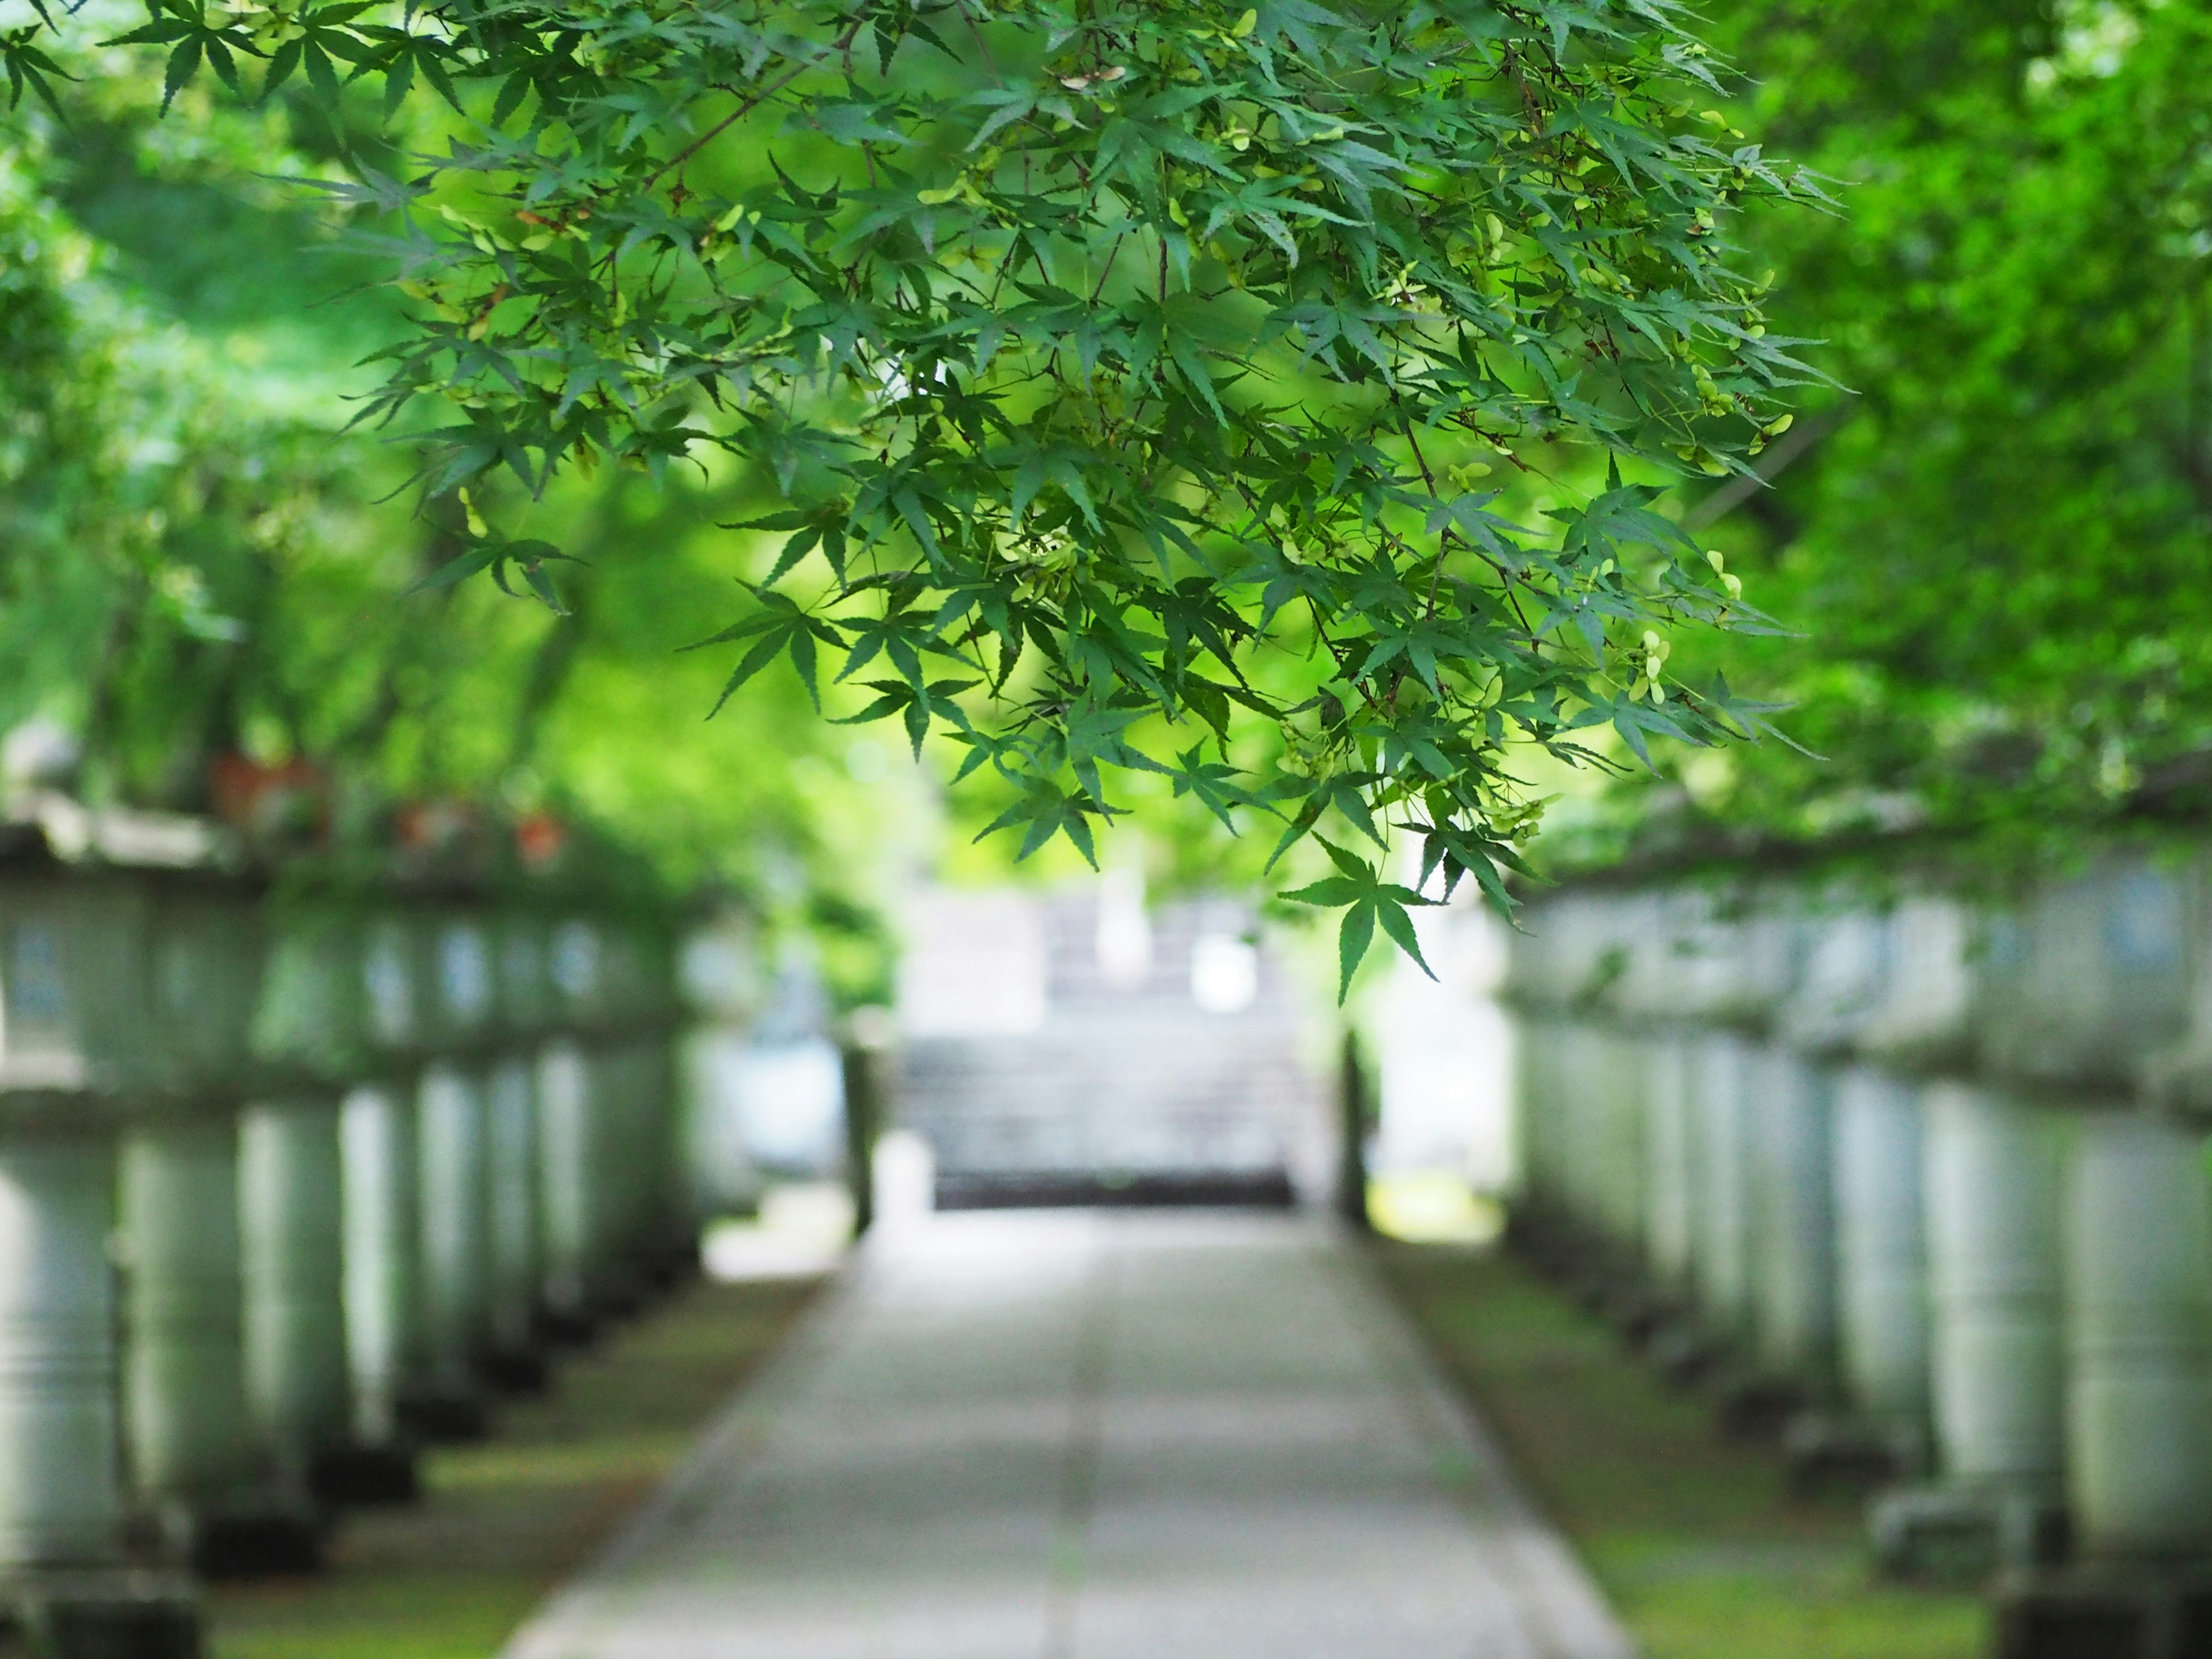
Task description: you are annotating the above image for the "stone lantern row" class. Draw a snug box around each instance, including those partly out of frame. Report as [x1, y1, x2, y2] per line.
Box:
[0, 816, 696, 1656]
[1503, 851, 2212, 1659]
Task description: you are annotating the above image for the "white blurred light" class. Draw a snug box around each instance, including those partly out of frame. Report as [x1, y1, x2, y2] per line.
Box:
[1190, 935, 1259, 1013]
[1096, 866, 1153, 990]
[897, 891, 1047, 1035]
[701, 1180, 854, 1282]
[871, 1130, 937, 1233]
[730, 1039, 847, 1175]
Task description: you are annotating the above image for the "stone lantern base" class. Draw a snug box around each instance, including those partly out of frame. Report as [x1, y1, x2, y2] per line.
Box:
[479, 1346, 550, 1394]
[533, 1302, 600, 1348]
[305, 1443, 418, 1509]
[1707, 1367, 1807, 1442]
[1642, 1317, 1725, 1389]
[1869, 1481, 2069, 1584]
[138, 1490, 324, 1580]
[1, 1567, 200, 1659]
[1780, 1409, 1920, 1498]
[1994, 1562, 2212, 1659]
[394, 1382, 489, 1445]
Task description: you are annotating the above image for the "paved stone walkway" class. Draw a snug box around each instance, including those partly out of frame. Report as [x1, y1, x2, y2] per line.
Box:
[502, 1213, 1634, 1659]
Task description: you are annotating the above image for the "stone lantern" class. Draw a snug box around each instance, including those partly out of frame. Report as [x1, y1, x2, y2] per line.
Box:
[1768, 896, 1916, 1487]
[1650, 882, 1764, 1373]
[677, 912, 762, 1235]
[411, 902, 497, 1440]
[1498, 887, 1624, 1281]
[243, 894, 416, 1505]
[1604, 889, 1696, 1334]
[0, 819, 201, 1652]
[1990, 854, 2212, 1657]
[1638, 880, 1821, 1426]
[1688, 892, 1838, 1439]
[482, 910, 551, 1389]
[588, 924, 653, 1297]
[1807, 893, 1975, 1491]
[1844, 890, 2073, 1585]
[539, 916, 613, 1336]
[118, 868, 328, 1577]
[605, 919, 688, 1287]
[1980, 854, 2192, 1096]
[538, 909, 683, 1325]
[342, 909, 436, 1450]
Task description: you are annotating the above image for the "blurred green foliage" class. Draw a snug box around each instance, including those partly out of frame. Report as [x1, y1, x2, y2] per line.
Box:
[0, 66, 910, 1000]
[11, 0, 1834, 993]
[1554, 0, 2212, 871]
[18, 0, 2192, 948]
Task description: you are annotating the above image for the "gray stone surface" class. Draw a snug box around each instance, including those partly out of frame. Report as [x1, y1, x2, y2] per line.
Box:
[502, 1213, 1635, 1659]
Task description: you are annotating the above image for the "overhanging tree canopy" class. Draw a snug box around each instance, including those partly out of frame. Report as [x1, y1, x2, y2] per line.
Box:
[1531, 0, 2212, 876]
[12, 0, 1814, 990]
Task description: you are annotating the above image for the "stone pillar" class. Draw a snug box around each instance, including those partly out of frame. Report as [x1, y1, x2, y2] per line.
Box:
[2063, 1113, 2212, 1560]
[0, 1132, 200, 1653]
[340, 1084, 423, 1449]
[1993, 1112, 2212, 1657]
[0, 1137, 122, 1569]
[1873, 1082, 2066, 1580]
[536, 1039, 599, 1340]
[247, 908, 415, 1507]
[1690, 1032, 1753, 1347]
[1746, 1046, 1837, 1390]
[414, 1060, 490, 1436]
[584, 1045, 646, 1316]
[1553, 1022, 1606, 1264]
[1508, 1013, 1560, 1242]
[1592, 1031, 1646, 1275]
[1642, 1034, 1696, 1305]
[482, 1056, 544, 1388]
[1925, 1084, 2065, 1493]
[120, 1116, 321, 1575]
[1830, 1067, 1930, 1448]
[238, 1098, 347, 1488]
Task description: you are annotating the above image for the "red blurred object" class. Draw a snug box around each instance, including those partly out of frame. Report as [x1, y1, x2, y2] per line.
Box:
[395, 798, 483, 853]
[515, 812, 566, 870]
[209, 753, 328, 842]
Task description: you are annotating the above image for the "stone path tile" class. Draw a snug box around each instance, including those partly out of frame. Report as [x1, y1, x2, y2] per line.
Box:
[501, 1213, 1635, 1659]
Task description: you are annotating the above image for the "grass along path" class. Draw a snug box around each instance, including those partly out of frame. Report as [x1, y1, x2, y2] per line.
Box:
[208, 1274, 823, 1659]
[1376, 1244, 1987, 1659]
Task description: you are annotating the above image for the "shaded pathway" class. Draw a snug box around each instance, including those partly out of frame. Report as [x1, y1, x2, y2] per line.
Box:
[501, 1214, 1634, 1659]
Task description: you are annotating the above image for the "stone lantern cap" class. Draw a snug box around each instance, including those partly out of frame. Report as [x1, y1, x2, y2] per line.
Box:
[1976, 852, 2195, 1099]
[678, 912, 756, 1025]
[1506, 876, 1808, 1035]
[546, 911, 680, 1040]
[493, 909, 555, 1043]
[1772, 895, 1893, 1059]
[0, 800, 266, 1118]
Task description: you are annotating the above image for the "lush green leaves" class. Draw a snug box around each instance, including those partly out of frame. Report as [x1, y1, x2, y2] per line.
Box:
[40, 0, 1818, 987]
[1281, 836, 1435, 1000]
[1554, 0, 2212, 873]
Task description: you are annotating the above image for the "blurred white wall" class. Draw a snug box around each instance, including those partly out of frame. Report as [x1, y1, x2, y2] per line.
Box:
[1372, 899, 1517, 1195]
[897, 889, 1048, 1036]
